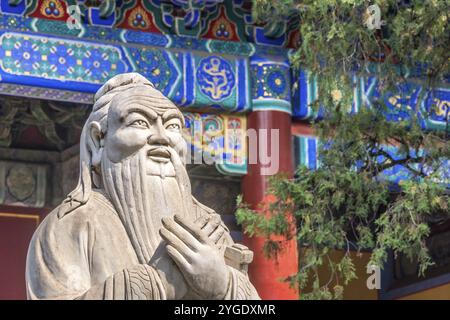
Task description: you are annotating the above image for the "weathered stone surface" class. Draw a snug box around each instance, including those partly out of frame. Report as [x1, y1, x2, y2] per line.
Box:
[0, 160, 47, 208]
[25, 73, 259, 300]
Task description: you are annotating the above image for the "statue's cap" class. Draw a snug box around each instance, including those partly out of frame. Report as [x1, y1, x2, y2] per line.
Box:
[93, 73, 155, 112]
[94, 73, 153, 101]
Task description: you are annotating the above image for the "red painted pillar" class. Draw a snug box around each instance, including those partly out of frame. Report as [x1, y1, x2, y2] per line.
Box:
[242, 56, 299, 299]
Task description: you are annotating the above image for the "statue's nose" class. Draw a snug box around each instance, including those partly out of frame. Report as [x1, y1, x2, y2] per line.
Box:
[148, 117, 170, 146]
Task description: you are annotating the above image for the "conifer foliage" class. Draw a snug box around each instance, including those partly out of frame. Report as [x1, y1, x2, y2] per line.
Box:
[237, 0, 450, 299]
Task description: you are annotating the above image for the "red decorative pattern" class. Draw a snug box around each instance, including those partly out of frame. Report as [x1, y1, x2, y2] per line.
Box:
[202, 6, 239, 42]
[116, 0, 161, 33]
[287, 29, 300, 49]
[29, 0, 71, 22]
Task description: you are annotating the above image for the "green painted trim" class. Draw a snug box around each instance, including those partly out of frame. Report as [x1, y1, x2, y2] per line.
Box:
[215, 163, 248, 176]
[252, 99, 292, 114]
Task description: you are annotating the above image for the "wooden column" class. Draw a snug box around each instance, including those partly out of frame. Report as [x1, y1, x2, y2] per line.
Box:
[242, 55, 299, 299]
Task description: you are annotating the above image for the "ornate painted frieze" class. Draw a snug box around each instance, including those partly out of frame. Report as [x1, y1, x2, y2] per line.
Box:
[0, 27, 252, 112]
[0, 31, 130, 91]
[250, 56, 291, 113]
[192, 54, 250, 112]
[292, 71, 449, 132]
[12, 0, 250, 41]
[0, 4, 292, 57]
[0, 0, 301, 50]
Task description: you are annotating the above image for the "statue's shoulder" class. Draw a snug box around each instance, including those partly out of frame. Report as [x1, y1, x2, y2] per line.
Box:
[26, 189, 120, 269]
[36, 189, 116, 236]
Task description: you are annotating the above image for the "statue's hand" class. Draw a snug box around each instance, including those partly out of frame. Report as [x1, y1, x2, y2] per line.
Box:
[160, 214, 231, 299]
[194, 214, 227, 251]
[149, 243, 188, 300]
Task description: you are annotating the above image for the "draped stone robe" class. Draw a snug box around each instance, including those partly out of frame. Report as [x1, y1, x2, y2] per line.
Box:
[26, 189, 260, 300]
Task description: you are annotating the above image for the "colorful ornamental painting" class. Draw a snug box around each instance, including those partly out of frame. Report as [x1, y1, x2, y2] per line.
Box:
[250, 57, 291, 113]
[40, 0, 65, 19]
[0, 26, 251, 112]
[196, 56, 235, 101]
[125, 46, 180, 98]
[192, 54, 249, 112]
[0, 31, 129, 91]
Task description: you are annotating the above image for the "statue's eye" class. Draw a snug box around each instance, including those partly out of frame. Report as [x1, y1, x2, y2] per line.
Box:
[166, 123, 180, 131]
[131, 119, 149, 128]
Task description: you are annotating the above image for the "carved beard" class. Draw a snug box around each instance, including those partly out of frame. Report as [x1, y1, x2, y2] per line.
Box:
[101, 147, 195, 263]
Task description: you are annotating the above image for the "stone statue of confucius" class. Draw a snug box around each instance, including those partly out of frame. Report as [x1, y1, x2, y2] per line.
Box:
[26, 73, 260, 300]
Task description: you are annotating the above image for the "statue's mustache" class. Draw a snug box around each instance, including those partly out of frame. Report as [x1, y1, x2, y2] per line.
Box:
[147, 146, 171, 159]
[143, 145, 186, 178]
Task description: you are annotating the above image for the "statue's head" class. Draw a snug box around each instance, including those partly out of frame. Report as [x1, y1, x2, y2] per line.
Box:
[90, 78, 187, 181]
[59, 73, 194, 263]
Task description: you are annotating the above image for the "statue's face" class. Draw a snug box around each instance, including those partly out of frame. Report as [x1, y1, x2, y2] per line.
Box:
[104, 91, 186, 177]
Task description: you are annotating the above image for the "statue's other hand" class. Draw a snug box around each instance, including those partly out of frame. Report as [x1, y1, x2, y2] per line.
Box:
[159, 215, 231, 300]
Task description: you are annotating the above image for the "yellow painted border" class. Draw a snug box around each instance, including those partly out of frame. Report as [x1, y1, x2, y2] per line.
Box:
[0, 212, 40, 227]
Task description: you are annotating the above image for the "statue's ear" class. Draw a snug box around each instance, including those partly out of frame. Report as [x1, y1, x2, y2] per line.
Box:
[88, 121, 103, 169]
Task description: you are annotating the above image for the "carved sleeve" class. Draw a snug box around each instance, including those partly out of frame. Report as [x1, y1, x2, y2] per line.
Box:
[81, 264, 166, 300]
[123, 265, 166, 300]
[223, 267, 260, 300]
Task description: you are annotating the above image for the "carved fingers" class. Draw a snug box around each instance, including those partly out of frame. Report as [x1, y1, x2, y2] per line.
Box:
[159, 214, 230, 299]
[159, 218, 197, 277]
[195, 213, 225, 245]
[159, 227, 194, 258]
[161, 216, 204, 251]
[209, 227, 225, 244]
[176, 215, 211, 244]
[159, 215, 214, 268]
[199, 214, 221, 235]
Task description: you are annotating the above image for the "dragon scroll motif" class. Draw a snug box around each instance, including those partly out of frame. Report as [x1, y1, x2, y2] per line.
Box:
[197, 56, 235, 101]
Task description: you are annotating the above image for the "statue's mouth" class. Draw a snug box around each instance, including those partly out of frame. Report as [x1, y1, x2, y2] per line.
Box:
[147, 147, 171, 163]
